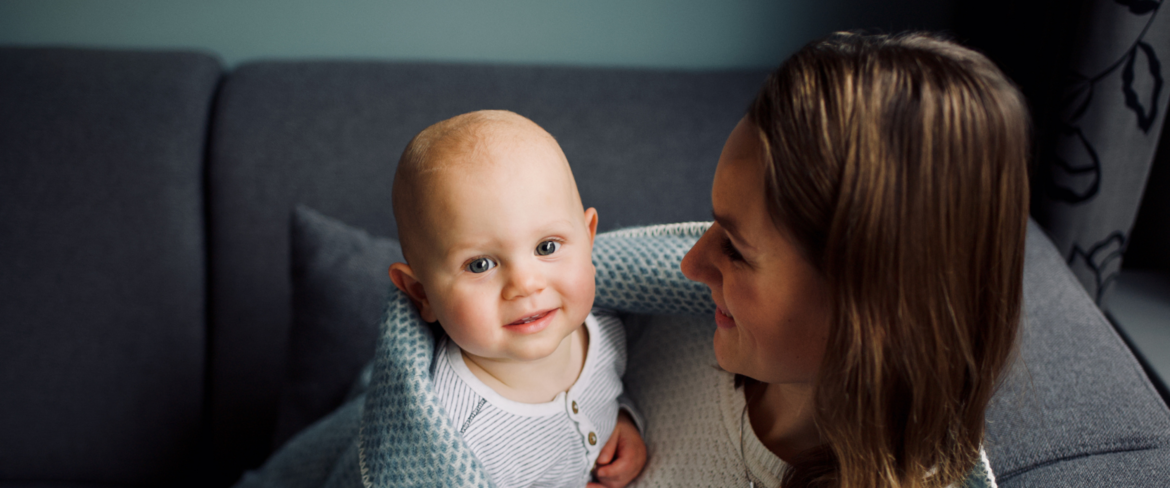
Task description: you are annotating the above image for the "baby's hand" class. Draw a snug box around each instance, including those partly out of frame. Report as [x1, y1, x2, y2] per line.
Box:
[588, 411, 647, 488]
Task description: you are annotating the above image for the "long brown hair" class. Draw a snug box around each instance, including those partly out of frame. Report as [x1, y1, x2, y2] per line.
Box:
[748, 32, 1030, 487]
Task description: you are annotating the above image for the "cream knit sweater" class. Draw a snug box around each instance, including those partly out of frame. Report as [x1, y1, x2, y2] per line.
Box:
[624, 313, 787, 487]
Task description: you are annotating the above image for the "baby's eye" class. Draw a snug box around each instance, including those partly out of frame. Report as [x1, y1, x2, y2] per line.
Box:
[466, 257, 497, 273]
[535, 240, 561, 256]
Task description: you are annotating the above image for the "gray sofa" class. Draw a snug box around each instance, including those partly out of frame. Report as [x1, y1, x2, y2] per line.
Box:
[2, 47, 1168, 487]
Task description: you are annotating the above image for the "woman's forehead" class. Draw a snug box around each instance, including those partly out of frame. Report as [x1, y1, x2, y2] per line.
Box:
[714, 151, 768, 231]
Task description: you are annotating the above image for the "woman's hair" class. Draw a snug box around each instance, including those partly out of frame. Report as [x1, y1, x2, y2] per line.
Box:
[748, 32, 1030, 487]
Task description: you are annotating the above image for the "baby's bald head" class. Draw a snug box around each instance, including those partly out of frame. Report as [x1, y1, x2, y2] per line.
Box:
[392, 110, 582, 267]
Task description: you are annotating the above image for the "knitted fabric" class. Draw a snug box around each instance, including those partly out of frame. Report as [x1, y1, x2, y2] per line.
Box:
[590, 222, 715, 316]
[239, 222, 996, 488]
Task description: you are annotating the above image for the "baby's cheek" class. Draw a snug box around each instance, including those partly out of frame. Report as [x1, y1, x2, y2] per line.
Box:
[563, 259, 597, 310]
[438, 294, 496, 351]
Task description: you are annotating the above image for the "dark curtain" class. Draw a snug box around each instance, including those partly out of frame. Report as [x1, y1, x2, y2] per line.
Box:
[958, 0, 1169, 306]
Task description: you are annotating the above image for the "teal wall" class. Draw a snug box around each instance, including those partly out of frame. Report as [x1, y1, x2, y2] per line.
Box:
[0, 0, 957, 69]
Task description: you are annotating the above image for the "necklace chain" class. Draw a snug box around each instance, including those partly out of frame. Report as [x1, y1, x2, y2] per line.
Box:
[740, 397, 757, 488]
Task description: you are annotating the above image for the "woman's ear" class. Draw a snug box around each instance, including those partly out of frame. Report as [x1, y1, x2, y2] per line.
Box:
[389, 262, 438, 322]
[584, 207, 599, 245]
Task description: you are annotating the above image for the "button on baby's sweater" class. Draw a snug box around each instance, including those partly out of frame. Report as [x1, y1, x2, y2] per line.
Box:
[566, 394, 600, 455]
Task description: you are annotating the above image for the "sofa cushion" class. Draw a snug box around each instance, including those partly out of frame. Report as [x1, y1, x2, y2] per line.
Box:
[272, 206, 402, 449]
[985, 221, 1170, 485]
[0, 47, 220, 484]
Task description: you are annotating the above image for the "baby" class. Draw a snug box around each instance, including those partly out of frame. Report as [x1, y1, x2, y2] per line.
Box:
[388, 110, 646, 487]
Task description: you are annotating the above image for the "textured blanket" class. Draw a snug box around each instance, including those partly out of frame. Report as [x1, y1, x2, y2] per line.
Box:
[236, 222, 996, 488]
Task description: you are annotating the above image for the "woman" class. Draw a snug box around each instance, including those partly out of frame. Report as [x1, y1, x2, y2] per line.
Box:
[642, 31, 1028, 487]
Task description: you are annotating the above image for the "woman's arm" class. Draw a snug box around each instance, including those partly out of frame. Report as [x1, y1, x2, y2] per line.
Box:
[591, 222, 714, 316]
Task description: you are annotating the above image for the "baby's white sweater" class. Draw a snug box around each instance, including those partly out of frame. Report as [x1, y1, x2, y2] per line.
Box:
[432, 311, 631, 487]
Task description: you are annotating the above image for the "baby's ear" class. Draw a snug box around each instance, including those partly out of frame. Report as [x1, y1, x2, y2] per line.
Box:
[584, 207, 599, 245]
[389, 263, 438, 322]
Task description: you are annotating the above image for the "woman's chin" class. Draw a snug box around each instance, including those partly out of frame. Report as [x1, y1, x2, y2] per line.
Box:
[712, 331, 742, 374]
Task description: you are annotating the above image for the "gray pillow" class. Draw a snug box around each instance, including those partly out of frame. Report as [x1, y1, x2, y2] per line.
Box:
[272, 205, 403, 448]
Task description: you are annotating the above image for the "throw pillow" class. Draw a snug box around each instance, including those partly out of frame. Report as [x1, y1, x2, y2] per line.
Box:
[272, 205, 403, 449]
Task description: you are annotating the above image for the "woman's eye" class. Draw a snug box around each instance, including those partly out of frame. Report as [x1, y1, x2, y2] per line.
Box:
[466, 257, 497, 273]
[721, 237, 744, 262]
[536, 240, 561, 256]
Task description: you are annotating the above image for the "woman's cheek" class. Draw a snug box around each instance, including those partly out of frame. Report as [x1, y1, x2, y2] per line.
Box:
[722, 277, 747, 322]
[713, 279, 761, 376]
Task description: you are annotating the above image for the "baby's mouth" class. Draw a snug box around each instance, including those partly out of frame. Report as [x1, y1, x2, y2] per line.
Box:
[717, 305, 733, 319]
[508, 310, 551, 326]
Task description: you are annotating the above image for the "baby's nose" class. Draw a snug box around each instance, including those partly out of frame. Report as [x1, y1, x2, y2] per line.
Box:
[502, 262, 546, 299]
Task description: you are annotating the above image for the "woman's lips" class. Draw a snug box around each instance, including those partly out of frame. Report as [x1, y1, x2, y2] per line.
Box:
[714, 305, 736, 329]
[504, 309, 556, 334]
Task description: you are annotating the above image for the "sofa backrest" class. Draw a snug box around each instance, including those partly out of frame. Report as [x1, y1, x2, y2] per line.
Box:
[991, 221, 1170, 483]
[205, 60, 769, 472]
[0, 48, 221, 484]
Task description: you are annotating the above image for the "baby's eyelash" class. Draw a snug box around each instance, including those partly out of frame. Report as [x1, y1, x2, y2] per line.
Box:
[721, 237, 744, 261]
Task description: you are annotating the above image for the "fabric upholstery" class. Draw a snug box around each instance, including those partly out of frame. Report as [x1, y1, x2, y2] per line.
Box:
[206, 60, 767, 469]
[273, 206, 403, 449]
[985, 221, 1170, 485]
[0, 47, 221, 483]
[1000, 446, 1170, 487]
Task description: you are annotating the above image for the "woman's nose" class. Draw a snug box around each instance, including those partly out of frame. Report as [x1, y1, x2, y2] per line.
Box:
[681, 226, 718, 286]
[502, 261, 546, 300]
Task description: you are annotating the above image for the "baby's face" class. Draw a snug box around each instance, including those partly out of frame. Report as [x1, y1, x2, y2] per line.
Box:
[410, 132, 597, 364]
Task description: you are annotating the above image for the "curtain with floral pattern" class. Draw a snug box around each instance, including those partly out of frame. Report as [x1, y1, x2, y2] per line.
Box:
[1033, 0, 1170, 305]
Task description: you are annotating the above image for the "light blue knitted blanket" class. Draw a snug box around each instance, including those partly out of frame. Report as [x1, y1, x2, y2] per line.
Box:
[236, 222, 995, 488]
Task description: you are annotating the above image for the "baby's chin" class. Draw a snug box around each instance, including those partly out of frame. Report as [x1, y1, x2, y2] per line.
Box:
[503, 321, 586, 362]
